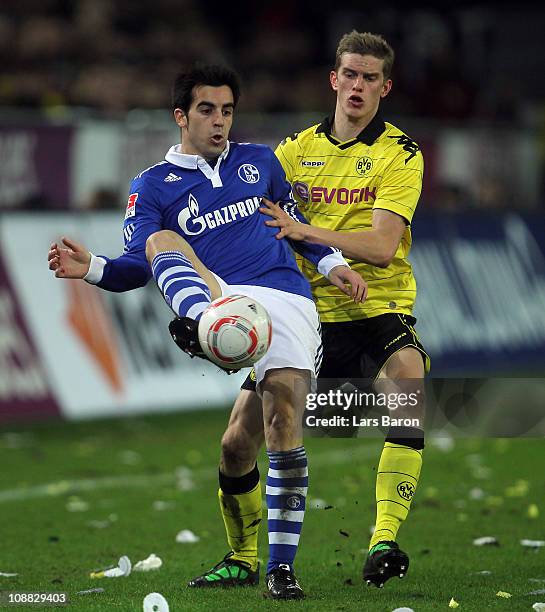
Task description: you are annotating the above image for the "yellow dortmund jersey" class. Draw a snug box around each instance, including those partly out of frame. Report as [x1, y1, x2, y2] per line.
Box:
[275, 113, 423, 323]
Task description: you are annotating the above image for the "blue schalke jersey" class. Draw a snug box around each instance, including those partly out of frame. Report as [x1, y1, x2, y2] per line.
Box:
[93, 141, 344, 299]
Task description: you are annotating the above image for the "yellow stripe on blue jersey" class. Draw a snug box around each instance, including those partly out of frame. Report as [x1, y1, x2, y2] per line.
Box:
[275, 113, 423, 323]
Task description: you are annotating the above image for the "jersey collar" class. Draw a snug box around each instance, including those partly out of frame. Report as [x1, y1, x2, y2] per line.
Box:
[316, 112, 385, 148]
[164, 141, 230, 187]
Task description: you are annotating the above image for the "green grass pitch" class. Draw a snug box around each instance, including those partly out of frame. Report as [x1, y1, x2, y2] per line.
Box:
[0, 409, 544, 611]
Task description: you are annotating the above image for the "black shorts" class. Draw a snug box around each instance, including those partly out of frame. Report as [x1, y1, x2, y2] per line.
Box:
[241, 313, 430, 392]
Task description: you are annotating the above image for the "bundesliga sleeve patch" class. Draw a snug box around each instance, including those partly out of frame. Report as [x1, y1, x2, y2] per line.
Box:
[125, 193, 138, 219]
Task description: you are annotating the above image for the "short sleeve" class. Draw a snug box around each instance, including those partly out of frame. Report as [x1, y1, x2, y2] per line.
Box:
[373, 146, 424, 224]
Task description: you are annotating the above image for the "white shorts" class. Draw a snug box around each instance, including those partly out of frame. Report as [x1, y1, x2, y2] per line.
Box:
[213, 275, 322, 386]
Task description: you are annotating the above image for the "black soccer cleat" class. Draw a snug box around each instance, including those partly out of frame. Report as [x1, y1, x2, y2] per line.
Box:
[169, 316, 205, 358]
[363, 541, 409, 588]
[169, 317, 236, 374]
[188, 552, 259, 588]
[264, 564, 305, 600]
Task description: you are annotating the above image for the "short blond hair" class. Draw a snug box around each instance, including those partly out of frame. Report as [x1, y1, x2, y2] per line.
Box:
[335, 31, 394, 79]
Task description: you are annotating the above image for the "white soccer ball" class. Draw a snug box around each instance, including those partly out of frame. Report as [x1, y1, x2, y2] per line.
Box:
[198, 295, 272, 370]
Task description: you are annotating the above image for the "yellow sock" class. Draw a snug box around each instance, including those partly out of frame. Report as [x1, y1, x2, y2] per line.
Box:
[370, 442, 423, 548]
[218, 482, 262, 571]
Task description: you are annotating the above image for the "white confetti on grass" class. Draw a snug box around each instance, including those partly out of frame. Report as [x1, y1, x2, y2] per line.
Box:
[90, 555, 131, 578]
[66, 497, 89, 512]
[429, 434, 455, 452]
[153, 500, 175, 511]
[448, 597, 459, 608]
[175, 467, 195, 491]
[473, 536, 499, 546]
[0, 572, 18, 577]
[87, 520, 110, 529]
[143, 592, 169, 612]
[87, 514, 117, 529]
[134, 554, 162, 572]
[532, 603, 545, 611]
[522, 540, 545, 548]
[175, 529, 199, 543]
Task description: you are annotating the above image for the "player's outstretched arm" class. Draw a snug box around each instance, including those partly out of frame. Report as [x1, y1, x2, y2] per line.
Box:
[48, 237, 91, 279]
[261, 199, 405, 269]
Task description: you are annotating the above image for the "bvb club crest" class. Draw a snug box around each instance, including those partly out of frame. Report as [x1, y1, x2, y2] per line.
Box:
[355, 156, 373, 176]
[397, 481, 415, 501]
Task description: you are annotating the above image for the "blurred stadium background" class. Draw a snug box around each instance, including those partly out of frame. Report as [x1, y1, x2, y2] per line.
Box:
[1, 2, 545, 610]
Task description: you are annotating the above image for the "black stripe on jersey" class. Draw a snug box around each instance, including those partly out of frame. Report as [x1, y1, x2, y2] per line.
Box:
[302, 210, 353, 218]
[374, 198, 415, 212]
[296, 172, 385, 179]
[316, 287, 416, 298]
[380, 183, 421, 193]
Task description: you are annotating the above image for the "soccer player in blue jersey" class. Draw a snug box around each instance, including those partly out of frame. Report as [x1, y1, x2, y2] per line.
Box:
[48, 64, 366, 600]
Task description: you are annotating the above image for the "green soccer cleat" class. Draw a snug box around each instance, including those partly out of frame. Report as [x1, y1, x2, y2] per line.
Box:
[363, 541, 409, 588]
[188, 552, 259, 588]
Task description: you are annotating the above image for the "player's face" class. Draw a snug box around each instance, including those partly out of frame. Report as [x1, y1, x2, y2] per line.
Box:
[174, 85, 234, 159]
[330, 53, 392, 124]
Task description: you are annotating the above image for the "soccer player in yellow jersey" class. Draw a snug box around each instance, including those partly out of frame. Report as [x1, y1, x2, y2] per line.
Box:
[260, 30, 430, 587]
[189, 31, 429, 594]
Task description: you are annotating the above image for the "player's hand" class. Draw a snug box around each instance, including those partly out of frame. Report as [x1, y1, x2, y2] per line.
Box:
[328, 265, 368, 303]
[48, 237, 91, 279]
[259, 198, 308, 241]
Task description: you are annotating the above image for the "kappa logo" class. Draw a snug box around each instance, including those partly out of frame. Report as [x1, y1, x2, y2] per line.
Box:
[301, 160, 325, 167]
[388, 134, 420, 163]
[238, 163, 260, 184]
[164, 173, 182, 182]
[397, 481, 415, 501]
[125, 193, 138, 219]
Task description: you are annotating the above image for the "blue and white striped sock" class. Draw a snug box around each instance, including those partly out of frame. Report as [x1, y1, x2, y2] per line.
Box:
[266, 446, 308, 573]
[151, 251, 211, 320]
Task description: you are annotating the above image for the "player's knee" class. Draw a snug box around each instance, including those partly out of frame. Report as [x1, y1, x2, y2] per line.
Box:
[145, 230, 190, 263]
[221, 427, 257, 467]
